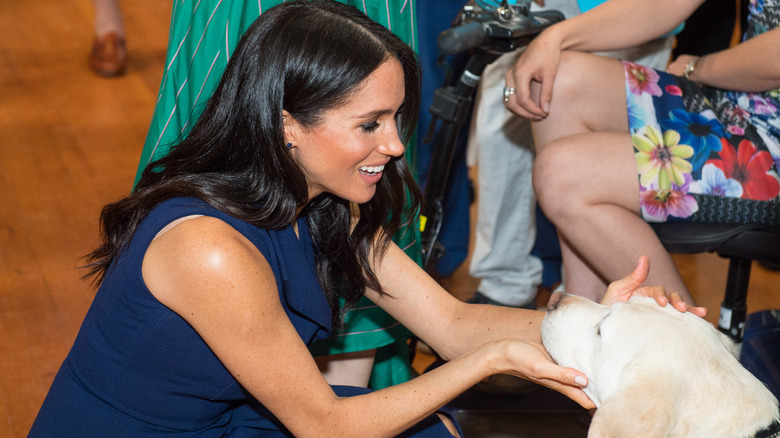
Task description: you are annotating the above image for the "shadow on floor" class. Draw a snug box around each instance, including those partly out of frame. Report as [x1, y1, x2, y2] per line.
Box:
[445, 379, 591, 437]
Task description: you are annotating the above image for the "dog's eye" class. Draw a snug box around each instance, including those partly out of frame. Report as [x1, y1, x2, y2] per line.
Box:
[595, 311, 611, 337]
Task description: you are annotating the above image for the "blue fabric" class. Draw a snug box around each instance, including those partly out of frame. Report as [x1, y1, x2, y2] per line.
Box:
[225, 386, 458, 437]
[30, 198, 329, 436]
[531, 205, 563, 288]
[415, 0, 473, 276]
[575, 0, 604, 11]
[30, 198, 452, 436]
[741, 310, 780, 401]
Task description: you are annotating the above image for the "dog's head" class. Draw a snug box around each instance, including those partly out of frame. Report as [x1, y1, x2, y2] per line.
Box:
[542, 292, 778, 437]
[542, 292, 737, 405]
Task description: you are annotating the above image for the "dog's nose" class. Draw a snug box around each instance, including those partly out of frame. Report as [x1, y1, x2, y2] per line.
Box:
[547, 291, 565, 310]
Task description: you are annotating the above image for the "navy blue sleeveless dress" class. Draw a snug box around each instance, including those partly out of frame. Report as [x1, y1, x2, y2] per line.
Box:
[30, 197, 455, 437]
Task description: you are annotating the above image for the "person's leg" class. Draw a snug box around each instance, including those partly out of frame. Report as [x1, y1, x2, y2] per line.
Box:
[557, 235, 607, 299]
[531, 52, 693, 302]
[90, 0, 126, 77]
[533, 53, 629, 145]
[316, 350, 376, 387]
[465, 0, 584, 308]
[92, 0, 124, 37]
[468, 52, 543, 308]
[548, 37, 676, 300]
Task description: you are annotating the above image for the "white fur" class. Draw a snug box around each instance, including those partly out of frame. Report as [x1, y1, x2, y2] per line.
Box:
[542, 293, 779, 438]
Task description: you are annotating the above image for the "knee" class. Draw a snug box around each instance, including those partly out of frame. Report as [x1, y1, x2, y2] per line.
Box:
[550, 51, 590, 104]
[531, 52, 620, 150]
[532, 140, 581, 218]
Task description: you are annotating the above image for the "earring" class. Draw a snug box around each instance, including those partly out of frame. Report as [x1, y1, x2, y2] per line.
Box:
[285, 142, 293, 149]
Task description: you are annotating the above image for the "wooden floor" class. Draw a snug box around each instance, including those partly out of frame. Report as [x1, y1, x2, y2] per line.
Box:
[0, 1, 778, 437]
[0, 1, 172, 436]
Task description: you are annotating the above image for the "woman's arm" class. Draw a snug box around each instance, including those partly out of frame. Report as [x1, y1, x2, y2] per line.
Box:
[364, 241, 594, 407]
[667, 27, 780, 92]
[549, 0, 701, 55]
[364, 244, 705, 409]
[142, 217, 592, 436]
[365, 240, 545, 357]
[506, 0, 703, 119]
[367, 246, 703, 362]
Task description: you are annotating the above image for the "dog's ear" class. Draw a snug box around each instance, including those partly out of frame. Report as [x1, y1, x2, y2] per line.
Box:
[588, 372, 679, 438]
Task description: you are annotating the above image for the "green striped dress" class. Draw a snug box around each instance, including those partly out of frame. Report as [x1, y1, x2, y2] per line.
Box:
[134, 0, 420, 390]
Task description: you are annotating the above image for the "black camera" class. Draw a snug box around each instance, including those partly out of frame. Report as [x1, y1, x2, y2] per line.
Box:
[437, 0, 564, 55]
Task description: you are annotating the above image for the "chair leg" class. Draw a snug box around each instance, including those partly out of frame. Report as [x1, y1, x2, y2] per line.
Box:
[718, 257, 751, 342]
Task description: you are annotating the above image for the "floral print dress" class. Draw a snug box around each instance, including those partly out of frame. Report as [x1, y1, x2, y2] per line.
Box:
[624, 0, 780, 225]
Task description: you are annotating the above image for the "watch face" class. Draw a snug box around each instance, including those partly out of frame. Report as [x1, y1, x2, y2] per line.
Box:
[683, 59, 697, 79]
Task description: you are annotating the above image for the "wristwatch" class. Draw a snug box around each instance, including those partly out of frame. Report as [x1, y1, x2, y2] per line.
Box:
[682, 57, 700, 80]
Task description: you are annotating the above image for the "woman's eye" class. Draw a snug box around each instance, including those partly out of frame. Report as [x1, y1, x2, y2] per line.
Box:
[361, 121, 380, 133]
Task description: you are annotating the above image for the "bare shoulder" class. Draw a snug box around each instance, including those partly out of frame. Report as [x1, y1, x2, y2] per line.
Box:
[139, 216, 330, 421]
[142, 215, 276, 314]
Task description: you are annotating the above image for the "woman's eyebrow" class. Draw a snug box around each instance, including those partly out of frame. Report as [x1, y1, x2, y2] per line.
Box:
[353, 108, 397, 119]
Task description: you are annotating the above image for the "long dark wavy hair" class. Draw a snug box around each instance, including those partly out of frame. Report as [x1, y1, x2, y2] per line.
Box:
[85, 0, 422, 327]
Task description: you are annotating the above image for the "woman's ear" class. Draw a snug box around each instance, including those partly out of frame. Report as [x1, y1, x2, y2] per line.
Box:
[282, 110, 298, 148]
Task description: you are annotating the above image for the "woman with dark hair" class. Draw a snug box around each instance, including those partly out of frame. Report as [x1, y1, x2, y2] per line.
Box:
[136, 0, 421, 391]
[30, 1, 701, 436]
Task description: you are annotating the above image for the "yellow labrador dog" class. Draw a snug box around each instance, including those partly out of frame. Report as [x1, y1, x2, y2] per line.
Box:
[542, 292, 780, 438]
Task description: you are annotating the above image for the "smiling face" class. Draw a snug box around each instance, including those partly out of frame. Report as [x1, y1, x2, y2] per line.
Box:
[284, 57, 406, 204]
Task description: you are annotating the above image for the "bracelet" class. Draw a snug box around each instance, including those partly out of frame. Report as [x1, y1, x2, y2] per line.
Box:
[682, 57, 700, 80]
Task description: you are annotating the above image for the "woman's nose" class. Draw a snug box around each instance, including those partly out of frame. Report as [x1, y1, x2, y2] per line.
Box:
[378, 131, 405, 157]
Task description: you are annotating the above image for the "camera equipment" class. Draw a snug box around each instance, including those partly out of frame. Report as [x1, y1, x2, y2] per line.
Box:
[420, 1, 564, 270]
[437, 1, 564, 55]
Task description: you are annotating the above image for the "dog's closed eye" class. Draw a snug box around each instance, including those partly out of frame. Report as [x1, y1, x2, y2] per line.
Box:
[595, 311, 612, 337]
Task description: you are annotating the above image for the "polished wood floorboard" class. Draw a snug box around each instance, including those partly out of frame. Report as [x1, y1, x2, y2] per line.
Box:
[0, 1, 778, 437]
[0, 1, 171, 436]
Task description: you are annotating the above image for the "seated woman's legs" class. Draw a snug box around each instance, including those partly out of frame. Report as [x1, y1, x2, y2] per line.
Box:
[530, 52, 694, 303]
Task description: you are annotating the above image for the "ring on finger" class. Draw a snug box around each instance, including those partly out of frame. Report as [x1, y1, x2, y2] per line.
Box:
[503, 86, 515, 103]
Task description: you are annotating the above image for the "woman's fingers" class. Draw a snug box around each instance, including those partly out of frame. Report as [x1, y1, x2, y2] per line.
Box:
[503, 39, 559, 120]
[504, 70, 545, 119]
[667, 291, 708, 317]
[511, 343, 596, 410]
[600, 257, 706, 317]
[601, 256, 651, 305]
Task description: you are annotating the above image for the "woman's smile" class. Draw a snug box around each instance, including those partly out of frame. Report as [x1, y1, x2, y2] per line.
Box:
[285, 58, 406, 204]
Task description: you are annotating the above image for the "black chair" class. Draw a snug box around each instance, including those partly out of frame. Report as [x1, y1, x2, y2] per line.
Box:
[650, 222, 780, 342]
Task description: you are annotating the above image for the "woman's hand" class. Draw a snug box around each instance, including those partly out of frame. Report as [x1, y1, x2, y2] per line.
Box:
[503, 27, 563, 120]
[492, 339, 595, 410]
[666, 54, 699, 77]
[600, 256, 707, 317]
